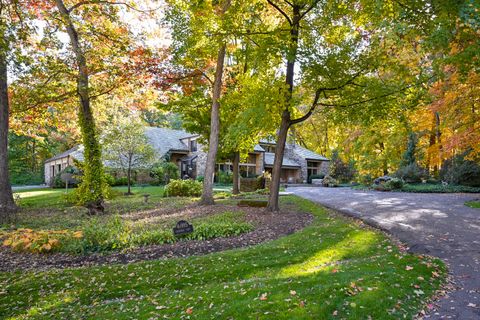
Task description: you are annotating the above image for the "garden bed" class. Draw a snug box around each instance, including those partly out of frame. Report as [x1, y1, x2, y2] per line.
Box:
[0, 196, 446, 319]
[0, 205, 313, 271]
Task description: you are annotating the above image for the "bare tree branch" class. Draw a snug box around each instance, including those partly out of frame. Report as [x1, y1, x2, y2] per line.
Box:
[267, 0, 292, 25]
[68, 0, 159, 13]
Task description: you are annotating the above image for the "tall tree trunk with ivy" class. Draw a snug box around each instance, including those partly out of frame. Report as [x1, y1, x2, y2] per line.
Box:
[0, 24, 17, 218]
[55, 0, 106, 214]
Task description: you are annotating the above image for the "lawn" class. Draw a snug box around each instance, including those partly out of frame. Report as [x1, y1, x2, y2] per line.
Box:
[0, 196, 446, 319]
[2, 187, 254, 254]
[13, 186, 166, 210]
[465, 200, 480, 208]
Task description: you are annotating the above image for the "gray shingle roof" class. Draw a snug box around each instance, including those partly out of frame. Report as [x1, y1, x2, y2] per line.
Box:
[144, 127, 190, 157]
[264, 152, 301, 168]
[291, 145, 329, 161]
[45, 145, 84, 163]
[253, 144, 265, 152]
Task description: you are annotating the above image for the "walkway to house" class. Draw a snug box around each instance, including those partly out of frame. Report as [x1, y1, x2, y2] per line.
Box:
[290, 187, 480, 319]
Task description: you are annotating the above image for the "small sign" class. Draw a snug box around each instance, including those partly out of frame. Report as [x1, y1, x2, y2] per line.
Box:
[173, 220, 193, 236]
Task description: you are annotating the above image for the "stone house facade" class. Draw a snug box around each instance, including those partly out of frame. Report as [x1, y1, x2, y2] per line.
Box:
[44, 127, 329, 185]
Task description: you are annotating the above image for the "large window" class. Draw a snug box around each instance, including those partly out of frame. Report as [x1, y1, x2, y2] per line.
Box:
[307, 161, 321, 177]
[240, 164, 256, 178]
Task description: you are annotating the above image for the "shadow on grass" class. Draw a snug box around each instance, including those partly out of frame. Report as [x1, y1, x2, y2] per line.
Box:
[0, 196, 445, 319]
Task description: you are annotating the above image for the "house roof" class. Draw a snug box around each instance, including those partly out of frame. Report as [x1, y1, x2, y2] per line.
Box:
[253, 144, 265, 152]
[290, 145, 329, 161]
[264, 152, 301, 168]
[144, 127, 190, 157]
[45, 145, 84, 163]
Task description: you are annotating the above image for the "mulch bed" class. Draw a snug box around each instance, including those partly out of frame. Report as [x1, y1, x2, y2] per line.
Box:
[0, 206, 313, 272]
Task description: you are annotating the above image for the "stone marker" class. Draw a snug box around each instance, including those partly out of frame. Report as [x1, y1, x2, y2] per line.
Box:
[173, 220, 194, 236]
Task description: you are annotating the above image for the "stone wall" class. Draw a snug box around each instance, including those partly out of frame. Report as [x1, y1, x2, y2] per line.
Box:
[319, 161, 330, 175]
[284, 144, 308, 183]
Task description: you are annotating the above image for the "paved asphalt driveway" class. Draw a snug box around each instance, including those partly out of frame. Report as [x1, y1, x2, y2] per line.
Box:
[289, 187, 480, 319]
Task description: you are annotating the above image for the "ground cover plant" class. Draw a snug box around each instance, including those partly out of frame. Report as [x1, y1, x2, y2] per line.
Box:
[0, 196, 446, 319]
[400, 184, 480, 193]
[2, 187, 253, 254]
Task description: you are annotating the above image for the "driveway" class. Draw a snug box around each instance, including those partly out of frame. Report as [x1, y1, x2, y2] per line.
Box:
[290, 187, 480, 319]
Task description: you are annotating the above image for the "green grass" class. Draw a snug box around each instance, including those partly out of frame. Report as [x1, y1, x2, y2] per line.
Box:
[465, 200, 480, 208]
[0, 196, 446, 319]
[13, 186, 166, 210]
[401, 183, 480, 193]
[352, 183, 480, 193]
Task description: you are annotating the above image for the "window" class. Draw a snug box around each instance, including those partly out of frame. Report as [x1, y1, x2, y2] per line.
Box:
[190, 140, 197, 152]
[57, 164, 62, 173]
[240, 165, 256, 178]
[260, 144, 276, 153]
[307, 161, 321, 178]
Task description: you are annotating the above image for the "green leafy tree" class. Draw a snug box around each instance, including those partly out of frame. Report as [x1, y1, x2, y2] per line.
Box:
[103, 120, 155, 195]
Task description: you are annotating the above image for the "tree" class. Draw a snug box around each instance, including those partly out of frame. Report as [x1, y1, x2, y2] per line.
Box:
[53, 0, 108, 212]
[164, 0, 264, 203]
[258, 0, 430, 211]
[0, 21, 16, 216]
[0, 0, 36, 216]
[103, 119, 155, 195]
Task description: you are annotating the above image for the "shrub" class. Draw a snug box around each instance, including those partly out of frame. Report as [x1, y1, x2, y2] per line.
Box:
[395, 163, 428, 183]
[164, 179, 202, 197]
[385, 178, 404, 189]
[322, 175, 338, 187]
[217, 171, 233, 184]
[308, 173, 325, 184]
[359, 174, 374, 186]
[2, 228, 83, 253]
[150, 161, 180, 185]
[52, 166, 80, 188]
[113, 177, 129, 186]
[330, 151, 356, 183]
[373, 184, 393, 192]
[10, 171, 43, 185]
[196, 175, 204, 182]
[440, 153, 480, 187]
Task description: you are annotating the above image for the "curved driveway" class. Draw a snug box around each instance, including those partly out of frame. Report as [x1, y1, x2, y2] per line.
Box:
[289, 187, 480, 319]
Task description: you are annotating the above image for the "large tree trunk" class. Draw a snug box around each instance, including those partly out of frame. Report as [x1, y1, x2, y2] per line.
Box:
[267, 110, 290, 211]
[266, 5, 300, 212]
[232, 151, 240, 194]
[0, 28, 17, 218]
[199, 0, 231, 205]
[56, 0, 106, 212]
[200, 42, 227, 205]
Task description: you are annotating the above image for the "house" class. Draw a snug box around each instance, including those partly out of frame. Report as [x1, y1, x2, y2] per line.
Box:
[44, 127, 329, 185]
